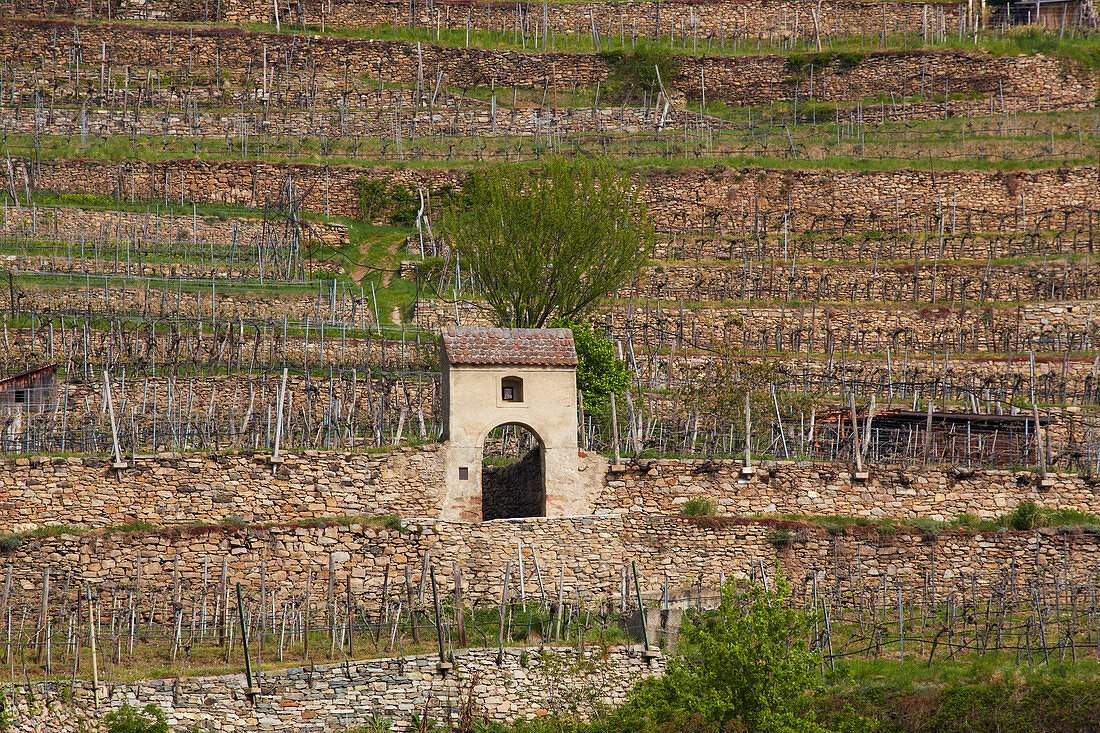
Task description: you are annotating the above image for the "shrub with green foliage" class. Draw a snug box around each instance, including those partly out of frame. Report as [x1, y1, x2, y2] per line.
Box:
[628, 574, 863, 732]
[550, 318, 631, 412]
[104, 521, 159, 535]
[680, 498, 717, 517]
[835, 52, 865, 70]
[0, 535, 21, 554]
[985, 27, 1100, 69]
[105, 704, 168, 733]
[765, 528, 799, 547]
[1008, 500, 1041, 530]
[599, 42, 680, 99]
[356, 177, 420, 227]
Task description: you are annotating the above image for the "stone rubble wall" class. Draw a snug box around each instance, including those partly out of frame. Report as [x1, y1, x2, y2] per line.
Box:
[0, 314, 433, 373]
[1, 0, 964, 42]
[0, 98, 726, 138]
[644, 229, 1099, 264]
[2, 21, 1093, 110]
[5, 157, 1097, 237]
[597, 299, 1098, 354]
[0, 446, 447, 534]
[0, 206, 350, 249]
[613, 351, 1100, 408]
[416, 297, 1098, 354]
[6, 645, 661, 732]
[599, 458, 1100, 520]
[624, 260, 1096, 304]
[0, 68, 1035, 125]
[0, 514, 1095, 607]
[3, 443, 1100, 539]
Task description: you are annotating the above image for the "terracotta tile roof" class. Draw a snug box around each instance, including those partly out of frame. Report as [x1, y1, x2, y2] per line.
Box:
[442, 327, 578, 367]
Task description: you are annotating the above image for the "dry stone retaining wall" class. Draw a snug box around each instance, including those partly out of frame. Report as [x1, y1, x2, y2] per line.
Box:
[599, 459, 1100, 520]
[0, 99, 724, 138]
[5, 158, 1098, 237]
[625, 261, 1095, 304]
[6, 645, 661, 733]
[3, 445, 1100, 534]
[1, 21, 1093, 109]
[1, 0, 964, 41]
[418, 297, 1099, 354]
[0, 447, 447, 534]
[0, 514, 1095, 606]
[1, 206, 350, 249]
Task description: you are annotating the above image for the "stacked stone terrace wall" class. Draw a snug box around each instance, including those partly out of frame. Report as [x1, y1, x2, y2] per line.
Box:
[419, 297, 1096, 353]
[0, 20, 607, 91]
[599, 459, 1100, 520]
[0, 74, 468, 110]
[7, 645, 661, 733]
[1, 513, 1096, 605]
[615, 351, 1100, 408]
[691, 48, 1099, 107]
[0, 206, 350, 249]
[2, 21, 1093, 110]
[0, 101, 723, 139]
[3, 445, 1100, 536]
[0, 67, 1038, 123]
[5, 158, 1099, 237]
[626, 261, 1096, 304]
[0, 316, 431, 374]
[0, 447, 447, 534]
[20, 283, 363, 323]
[649, 229, 1100, 263]
[0, 0, 964, 42]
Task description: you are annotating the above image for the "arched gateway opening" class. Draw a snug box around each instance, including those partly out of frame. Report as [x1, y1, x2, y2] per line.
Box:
[481, 423, 545, 520]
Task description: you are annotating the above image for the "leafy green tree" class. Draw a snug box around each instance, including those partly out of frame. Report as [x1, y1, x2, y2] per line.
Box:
[442, 157, 653, 328]
[551, 318, 630, 411]
[629, 574, 838, 733]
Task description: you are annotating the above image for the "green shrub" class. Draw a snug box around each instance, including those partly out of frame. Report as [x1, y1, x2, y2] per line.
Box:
[787, 53, 810, 74]
[357, 177, 389, 221]
[955, 513, 979, 527]
[599, 41, 681, 98]
[386, 182, 420, 227]
[382, 515, 403, 532]
[355, 177, 419, 227]
[835, 52, 865, 70]
[1007, 501, 1041, 530]
[680, 498, 716, 517]
[906, 518, 943, 539]
[0, 535, 21, 554]
[105, 704, 168, 733]
[766, 529, 799, 548]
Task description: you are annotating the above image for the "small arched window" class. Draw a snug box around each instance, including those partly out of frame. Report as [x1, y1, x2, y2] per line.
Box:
[501, 376, 524, 403]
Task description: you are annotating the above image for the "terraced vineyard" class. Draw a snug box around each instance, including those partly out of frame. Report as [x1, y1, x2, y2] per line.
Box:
[0, 0, 1094, 464]
[1, 0, 1100, 730]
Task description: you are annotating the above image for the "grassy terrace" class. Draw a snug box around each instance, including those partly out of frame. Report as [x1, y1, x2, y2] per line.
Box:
[81, 18, 1097, 63]
[3, 131, 1098, 170]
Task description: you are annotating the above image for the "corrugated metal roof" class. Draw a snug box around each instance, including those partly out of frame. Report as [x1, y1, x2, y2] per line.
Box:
[0, 363, 58, 386]
[442, 327, 578, 367]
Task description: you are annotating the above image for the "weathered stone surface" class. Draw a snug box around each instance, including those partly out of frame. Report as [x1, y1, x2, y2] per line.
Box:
[7, 646, 662, 733]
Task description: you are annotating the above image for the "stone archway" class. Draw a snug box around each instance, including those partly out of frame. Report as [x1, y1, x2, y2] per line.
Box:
[480, 422, 546, 520]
